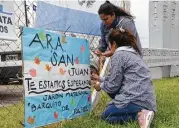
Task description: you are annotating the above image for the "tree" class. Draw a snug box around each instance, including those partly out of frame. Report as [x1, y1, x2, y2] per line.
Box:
[78, 0, 96, 8]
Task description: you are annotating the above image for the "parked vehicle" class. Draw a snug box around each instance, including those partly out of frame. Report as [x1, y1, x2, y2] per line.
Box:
[0, 50, 22, 84]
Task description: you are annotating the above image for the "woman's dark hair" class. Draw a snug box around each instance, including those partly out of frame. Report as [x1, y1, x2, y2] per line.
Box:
[108, 29, 141, 56]
[98, 1, 133, 18]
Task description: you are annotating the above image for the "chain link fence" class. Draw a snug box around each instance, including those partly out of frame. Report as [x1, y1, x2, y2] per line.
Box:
[0, 0, 124, 127]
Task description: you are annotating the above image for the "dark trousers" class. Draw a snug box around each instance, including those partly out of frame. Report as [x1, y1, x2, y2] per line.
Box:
[101, 102, 145, 124]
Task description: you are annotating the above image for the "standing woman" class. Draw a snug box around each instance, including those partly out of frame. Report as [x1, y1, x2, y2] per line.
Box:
[95, 1, 142, 57]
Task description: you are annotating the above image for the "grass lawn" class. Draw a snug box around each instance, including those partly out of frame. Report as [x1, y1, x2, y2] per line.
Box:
[0, 78, 179, 128]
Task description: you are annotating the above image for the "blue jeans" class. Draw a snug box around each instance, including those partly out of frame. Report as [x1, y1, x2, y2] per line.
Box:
[101, 102, 145, 124]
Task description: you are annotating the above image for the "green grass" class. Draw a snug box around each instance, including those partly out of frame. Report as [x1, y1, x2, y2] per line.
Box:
[0, 103, 24, 128]
[0, 78, 179, 128]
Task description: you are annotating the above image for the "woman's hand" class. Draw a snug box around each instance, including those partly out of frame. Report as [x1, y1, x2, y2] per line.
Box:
[91, 80, 101, 91]
[94, 49, 102, 56]
[91, 73, 101, 91]
[94, 49, 113, 57]
[91, 73, 100, 82]
[101, 50, 113, 57]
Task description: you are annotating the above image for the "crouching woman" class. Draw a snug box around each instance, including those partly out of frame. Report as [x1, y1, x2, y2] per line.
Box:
[91, 28, 156, 128]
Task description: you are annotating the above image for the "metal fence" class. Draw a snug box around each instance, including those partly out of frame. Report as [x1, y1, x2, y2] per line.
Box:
[0, 0, 125, 128]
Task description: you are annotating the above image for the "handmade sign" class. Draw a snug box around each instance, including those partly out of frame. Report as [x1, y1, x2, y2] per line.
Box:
[22, 27, 91, 128]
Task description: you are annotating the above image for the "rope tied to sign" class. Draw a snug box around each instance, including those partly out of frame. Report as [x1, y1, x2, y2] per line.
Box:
[99, 55, 103, 74]
[91, 53, 110, 111]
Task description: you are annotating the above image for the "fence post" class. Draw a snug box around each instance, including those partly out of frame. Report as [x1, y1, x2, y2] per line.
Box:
[24, 0, 28, 27]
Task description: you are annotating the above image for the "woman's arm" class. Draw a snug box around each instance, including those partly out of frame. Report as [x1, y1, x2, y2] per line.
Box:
[97, 23, 108, 53]
[101, 50, 113, 57]
[100, 53, 124, 94]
